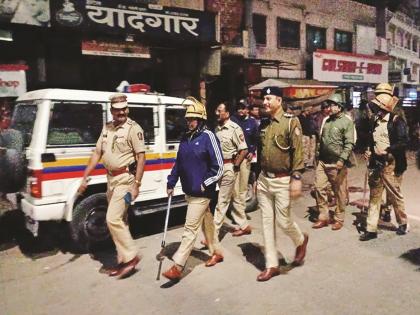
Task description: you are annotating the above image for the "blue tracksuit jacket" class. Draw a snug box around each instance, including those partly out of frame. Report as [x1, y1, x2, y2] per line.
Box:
[167, 127, 223, 198]
[231, 114, 258, 154]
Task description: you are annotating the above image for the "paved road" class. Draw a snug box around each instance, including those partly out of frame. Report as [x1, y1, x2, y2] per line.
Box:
[1, 155, 419, 315]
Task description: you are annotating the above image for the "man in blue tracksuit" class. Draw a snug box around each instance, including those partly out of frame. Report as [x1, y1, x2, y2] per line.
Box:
[162, 97, 224, 281]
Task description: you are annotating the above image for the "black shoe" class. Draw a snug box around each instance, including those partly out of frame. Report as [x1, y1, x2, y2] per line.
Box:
[359, 232, 377, 241]
[396, 224, 409, 235]
[382, 211, 391, 223]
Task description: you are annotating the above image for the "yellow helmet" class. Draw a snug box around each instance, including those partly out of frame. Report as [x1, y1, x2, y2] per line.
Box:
[375, 83, 394, 96]
[371, 93, 399, 112]
[183, 96, 207, 120]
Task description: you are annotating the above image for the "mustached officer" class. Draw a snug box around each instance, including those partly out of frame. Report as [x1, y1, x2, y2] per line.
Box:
[256, 86, 309, 282]
[78, 93, 146, 279]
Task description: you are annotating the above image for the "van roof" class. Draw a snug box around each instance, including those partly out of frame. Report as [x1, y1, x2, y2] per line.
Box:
[16, 89, 190, 105]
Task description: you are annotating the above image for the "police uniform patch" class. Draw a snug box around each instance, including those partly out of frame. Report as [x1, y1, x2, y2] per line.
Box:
[137, 132, 143, 140]
[239, 134, 244, 142]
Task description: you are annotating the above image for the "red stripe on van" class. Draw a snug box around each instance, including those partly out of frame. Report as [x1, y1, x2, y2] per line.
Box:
[41, 163, 175, 181]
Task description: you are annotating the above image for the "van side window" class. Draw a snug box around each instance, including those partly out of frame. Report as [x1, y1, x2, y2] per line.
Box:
[47, 102, 103, 146]
[166, 108, 186, 143]
[129, 107, 155, 144]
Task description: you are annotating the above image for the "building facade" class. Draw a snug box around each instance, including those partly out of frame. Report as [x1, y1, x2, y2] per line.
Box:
[385, 8, 420, 104]
[209, 0, 381, 107]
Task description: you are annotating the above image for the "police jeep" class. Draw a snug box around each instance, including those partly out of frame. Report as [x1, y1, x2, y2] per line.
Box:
[1, 88, 257, 251]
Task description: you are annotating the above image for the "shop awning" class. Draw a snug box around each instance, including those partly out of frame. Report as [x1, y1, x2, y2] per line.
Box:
[249, 79, 290, 90]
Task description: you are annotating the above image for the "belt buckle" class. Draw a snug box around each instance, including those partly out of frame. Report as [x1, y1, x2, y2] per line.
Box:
[265, 171, 276, 178]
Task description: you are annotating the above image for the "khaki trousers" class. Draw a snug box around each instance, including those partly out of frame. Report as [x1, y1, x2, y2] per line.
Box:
[303, 135, 316, 167]
[213, 163, 243, 234]
[106, 173, 137, 264]
[366, 160, 407, 233]
[172, 196, 222, 267]
[314, 161, 348, 223]
[257, 174, 305, 269]
[231, 160, 251, 229]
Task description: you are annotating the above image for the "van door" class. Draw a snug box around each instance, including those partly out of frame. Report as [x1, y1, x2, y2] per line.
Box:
[163, 105, 186, 195]
[128, 105, 162, 200]
[43, 101, 105, 199]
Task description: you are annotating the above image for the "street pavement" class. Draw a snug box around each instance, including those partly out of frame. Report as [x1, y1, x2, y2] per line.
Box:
[1, 154, 420, 315]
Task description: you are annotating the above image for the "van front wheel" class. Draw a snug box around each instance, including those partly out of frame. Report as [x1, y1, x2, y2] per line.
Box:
[70, 193, 110, 252]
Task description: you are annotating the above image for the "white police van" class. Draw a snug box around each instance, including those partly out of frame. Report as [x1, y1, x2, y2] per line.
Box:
[2, 88, 257, 251]
[4, 88, 190, 251]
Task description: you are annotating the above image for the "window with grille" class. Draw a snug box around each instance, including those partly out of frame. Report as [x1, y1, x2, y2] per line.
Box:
[277, 18, 300, 48]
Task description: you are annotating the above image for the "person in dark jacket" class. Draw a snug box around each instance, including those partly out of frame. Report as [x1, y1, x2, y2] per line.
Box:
[359, 93, 410, 241]
[162, 97, 224, 281]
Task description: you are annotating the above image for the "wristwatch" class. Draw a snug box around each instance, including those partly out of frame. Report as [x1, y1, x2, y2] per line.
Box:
[291, 173, 302, 180]
[134, 179, 141, 186]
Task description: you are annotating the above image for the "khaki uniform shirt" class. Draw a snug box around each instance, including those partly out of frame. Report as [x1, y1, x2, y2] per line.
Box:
[259, 110, 304, 174]
[96, 118, 146, 171]
[215, 119, 248, 160]
[373, 113, 390, 155]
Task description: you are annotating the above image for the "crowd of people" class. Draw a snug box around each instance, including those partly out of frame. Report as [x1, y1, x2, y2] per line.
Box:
[75, 81, 417, 283]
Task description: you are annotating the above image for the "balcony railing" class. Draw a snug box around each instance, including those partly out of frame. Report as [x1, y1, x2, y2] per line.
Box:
[388, 42, 420, 60]
[386, 9, 420, 32]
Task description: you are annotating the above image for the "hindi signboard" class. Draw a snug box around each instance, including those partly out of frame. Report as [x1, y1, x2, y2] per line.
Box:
[51, 0, 216, 44]
[313, 50, 388, 83]
[81, 40, 151, 58]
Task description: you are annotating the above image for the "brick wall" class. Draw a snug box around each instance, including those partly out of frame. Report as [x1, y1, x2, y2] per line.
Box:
[252, 0, 376, 73]
[206, 0, 245, 45]
[157, 0, 203, 10]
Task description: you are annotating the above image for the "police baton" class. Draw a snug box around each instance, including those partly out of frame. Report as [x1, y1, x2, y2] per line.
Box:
[361, 150, 370, 215]
[156, 194, 172, 280]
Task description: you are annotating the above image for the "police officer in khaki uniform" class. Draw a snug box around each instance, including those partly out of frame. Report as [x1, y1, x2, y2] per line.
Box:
[213, 102, 249, 239]
[359, 92, 409, 241]
[78, 93, 146, 279]
[230, 101, 259, 236]
[257, 86, 308, 282]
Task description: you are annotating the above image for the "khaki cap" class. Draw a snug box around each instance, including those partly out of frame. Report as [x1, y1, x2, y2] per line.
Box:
[110, 93, 128, 109]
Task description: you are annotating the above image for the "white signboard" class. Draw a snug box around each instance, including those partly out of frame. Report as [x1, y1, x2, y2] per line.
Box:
[313, 50, 388, 83]
[0, 70, 27, 97]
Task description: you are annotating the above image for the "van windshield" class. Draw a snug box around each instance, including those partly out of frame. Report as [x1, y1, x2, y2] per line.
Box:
[10, 103, 38, 147]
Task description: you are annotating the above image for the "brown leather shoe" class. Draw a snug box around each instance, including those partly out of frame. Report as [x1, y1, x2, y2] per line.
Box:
[232, 225, 252, 237]
[293, 233, 309, 266]
[117, 255, 141, 279]
[107, 263, 124, 277]
[312, 220, 329, 229]
[257, 267, 280, 282]
[162, 265, 182, 281]
[331, 221, 343, 231]
[205, 254, 224, 267]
